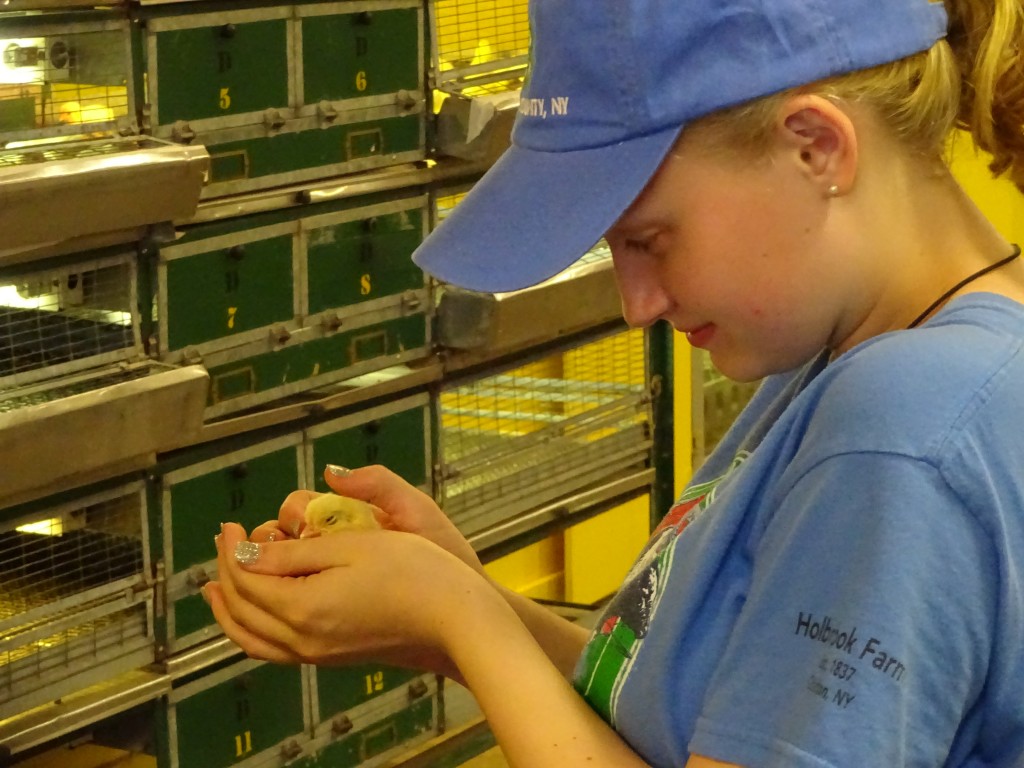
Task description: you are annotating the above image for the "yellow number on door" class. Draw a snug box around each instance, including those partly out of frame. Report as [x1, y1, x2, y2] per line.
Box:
[360, 274, 372, 295]
[364, 670, 384, 694]
[228, 306, 238, 329]
[234, 731, 253, 757]
[355, 70, 368, 91]
[219, 87, 232, 109]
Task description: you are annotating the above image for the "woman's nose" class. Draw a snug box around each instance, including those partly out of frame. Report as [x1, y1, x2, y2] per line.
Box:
[611, 255, 672, 328]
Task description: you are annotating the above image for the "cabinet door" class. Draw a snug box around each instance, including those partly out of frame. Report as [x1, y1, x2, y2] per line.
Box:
[167, 444, 300, 572]
[302, 5, 420, 103]
[163, 232, 294, 351]
[316, 665, 417, 721]
[172, 663, 306, 768]
[151, 11, 289, 125]
[306, 206, 425, 314]
[310, 404, 428, 491]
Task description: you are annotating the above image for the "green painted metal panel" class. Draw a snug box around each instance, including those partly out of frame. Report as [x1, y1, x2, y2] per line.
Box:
[315, 665, 416, 720]
[302, 8, 419, 102]
[173, 663, 305, 768]
[0, 97, 36, 133]
[204, 114, 423, 187]
[310, 403, 427, 490]
[205, 314, 427, 408]
[310, 698, 434, 768]
[168, 445, 300, 571]
[173, 591, 214, 641]
[153, 18, 289, 124]
[165, 234, 294, 350]
[307, 208, 424, 313]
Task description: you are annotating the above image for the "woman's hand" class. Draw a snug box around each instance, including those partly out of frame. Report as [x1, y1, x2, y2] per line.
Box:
[205, 521, 490, 674]
[249, 465, 483, 575]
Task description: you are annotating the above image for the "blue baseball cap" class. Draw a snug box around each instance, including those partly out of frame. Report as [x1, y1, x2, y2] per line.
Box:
[414, 0, 948, 293]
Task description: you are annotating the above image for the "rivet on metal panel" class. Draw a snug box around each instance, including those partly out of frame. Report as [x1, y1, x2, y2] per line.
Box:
[182, 347, 203, 365]
[355, 11, 373, 25]
[171, 121, 196, 144]
[270, 325, 292, 344]
[280, 740, 303, 760]
[401, 290, 422, 313]
[227, 244, 246, 261]
[395, 89, 418, 111]
[649, 373, 663, 399]
[187, 566, 210, 589]
[231, 463, 249, 480]
[332, 715, 354, 736]
[407, 678, 429, 699]
[264, 108, 287, 131]
[317, 100, 339, 123]
[220, 23, 237, 39]
[322, 313, 343, 332]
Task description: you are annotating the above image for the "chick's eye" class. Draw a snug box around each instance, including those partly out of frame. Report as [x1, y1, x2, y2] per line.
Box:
[324, 515, 336, 525]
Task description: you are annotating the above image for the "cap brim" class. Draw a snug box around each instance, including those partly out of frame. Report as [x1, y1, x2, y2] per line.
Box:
[413, 124, 681, 293]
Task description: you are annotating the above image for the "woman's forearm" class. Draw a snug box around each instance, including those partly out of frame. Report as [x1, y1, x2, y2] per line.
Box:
[446, 585, 650, 768]
[490, 580, 592, 679]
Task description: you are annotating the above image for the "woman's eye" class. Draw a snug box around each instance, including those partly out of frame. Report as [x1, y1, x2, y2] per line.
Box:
[625, 238, 652, 253]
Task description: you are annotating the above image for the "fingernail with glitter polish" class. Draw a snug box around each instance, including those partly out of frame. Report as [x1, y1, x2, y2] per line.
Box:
[326, 464, 351, 477]
[234, 541, 261, 566]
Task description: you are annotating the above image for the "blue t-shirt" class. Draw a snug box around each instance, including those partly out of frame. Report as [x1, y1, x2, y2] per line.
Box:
[574, 294, 1024, 767]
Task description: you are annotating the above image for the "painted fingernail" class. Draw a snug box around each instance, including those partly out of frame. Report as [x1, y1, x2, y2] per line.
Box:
[200, 585, 211, 605]
[266, 531, 277, 542]
[290, 520, 302, 538]
[234, 541, 261, 566]
[326, 464, 351, 477]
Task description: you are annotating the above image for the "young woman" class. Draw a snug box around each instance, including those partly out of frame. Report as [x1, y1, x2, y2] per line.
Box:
[205, 0, 1024, 764]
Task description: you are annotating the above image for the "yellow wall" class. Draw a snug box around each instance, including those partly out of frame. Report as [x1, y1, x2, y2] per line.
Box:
[948, 131, 1024, 243]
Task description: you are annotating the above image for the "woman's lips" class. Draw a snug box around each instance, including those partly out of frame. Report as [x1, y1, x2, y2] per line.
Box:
[684, 323, 715, 348]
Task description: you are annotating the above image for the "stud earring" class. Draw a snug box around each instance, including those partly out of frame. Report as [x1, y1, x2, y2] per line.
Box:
[826, 184, 840, 198]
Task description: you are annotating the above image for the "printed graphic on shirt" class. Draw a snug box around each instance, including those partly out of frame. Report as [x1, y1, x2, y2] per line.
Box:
[794, 610, 909, 712]
[574, 452, 749, 724]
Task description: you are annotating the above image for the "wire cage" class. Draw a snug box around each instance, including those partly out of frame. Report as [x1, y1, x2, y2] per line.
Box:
[694, 349, 761, 467]
[438, 329, 652, 537]
[0, 16, 134, 146]
[431, 0, 529, 97]
[0, 251, 142, 412]
[0, 483, 153, 720]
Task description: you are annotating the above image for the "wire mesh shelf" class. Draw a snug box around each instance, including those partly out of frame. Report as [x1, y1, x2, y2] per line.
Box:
[0, 484, 152, 718]
[432, 0, 529, 97]
[438, 329, 652, 536]
[698, 350, 761, 463]
[0, 21, 133, 145]
[0, 252, 141, 396]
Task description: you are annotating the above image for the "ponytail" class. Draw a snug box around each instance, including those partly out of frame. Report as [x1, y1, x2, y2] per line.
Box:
[946, 0, 1024, 191]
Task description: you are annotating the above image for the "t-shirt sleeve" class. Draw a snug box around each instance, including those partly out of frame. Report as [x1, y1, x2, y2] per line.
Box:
[689, 452, 995, 767]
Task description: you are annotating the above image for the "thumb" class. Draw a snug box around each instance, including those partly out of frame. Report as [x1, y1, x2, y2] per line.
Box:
[323, 464, 419, 511]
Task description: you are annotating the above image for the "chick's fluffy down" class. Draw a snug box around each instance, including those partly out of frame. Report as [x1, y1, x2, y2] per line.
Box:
[301, 493, 382, 537]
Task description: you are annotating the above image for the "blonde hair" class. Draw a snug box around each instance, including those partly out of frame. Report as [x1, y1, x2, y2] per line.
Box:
[696, 0, 1024, 192]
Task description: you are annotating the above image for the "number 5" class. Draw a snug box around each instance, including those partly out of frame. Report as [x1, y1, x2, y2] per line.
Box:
[219, 87, 232, 109]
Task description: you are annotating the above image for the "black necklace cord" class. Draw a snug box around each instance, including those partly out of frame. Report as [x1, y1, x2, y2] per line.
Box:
[906, 244, 1022, 329]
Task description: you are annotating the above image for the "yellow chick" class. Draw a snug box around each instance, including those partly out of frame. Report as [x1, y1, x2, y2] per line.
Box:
[300, 493, 382, 537]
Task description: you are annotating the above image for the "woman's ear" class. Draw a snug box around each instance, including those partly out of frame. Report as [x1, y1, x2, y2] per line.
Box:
[778, 95, 858, 196]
